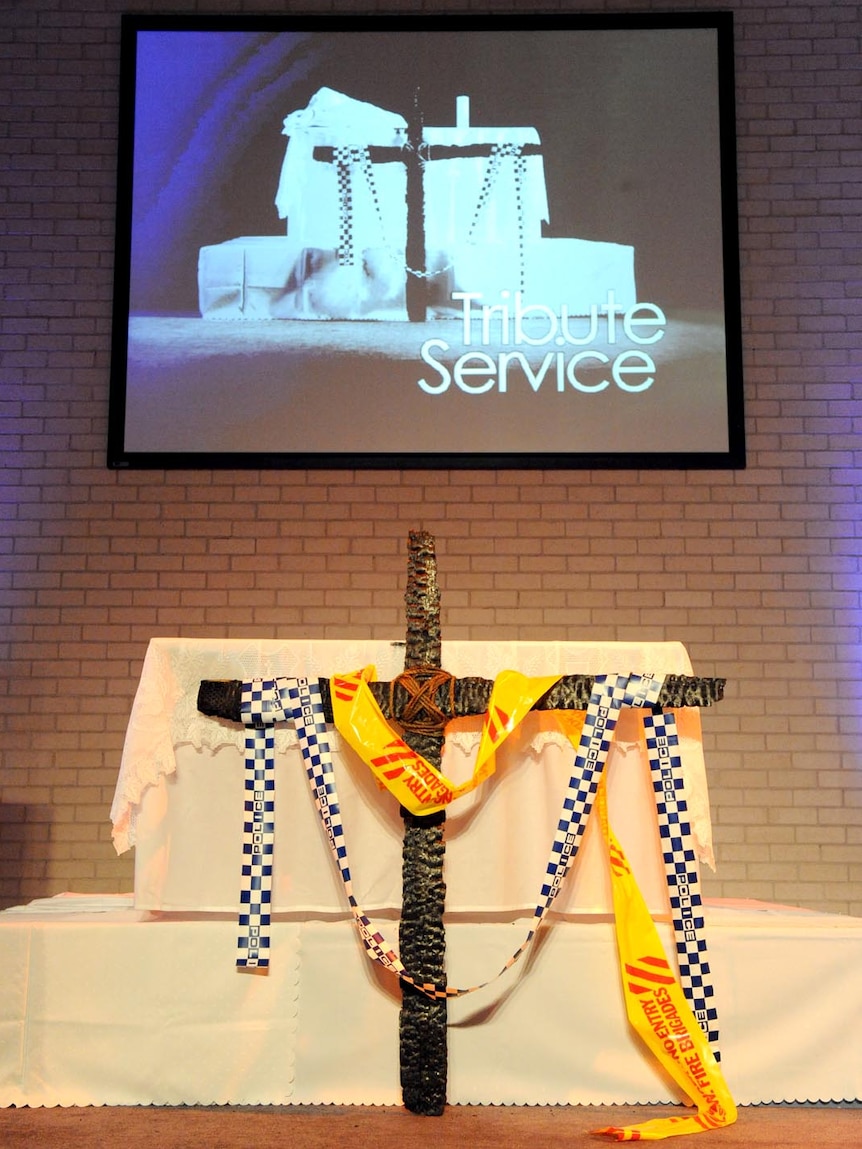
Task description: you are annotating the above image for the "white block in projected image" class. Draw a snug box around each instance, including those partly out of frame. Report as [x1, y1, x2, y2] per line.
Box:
[441, 239, 637, 319]
[198, 238, 408, 321]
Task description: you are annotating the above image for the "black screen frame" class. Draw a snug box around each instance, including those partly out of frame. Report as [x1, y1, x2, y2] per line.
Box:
[107, 11, 745, 470]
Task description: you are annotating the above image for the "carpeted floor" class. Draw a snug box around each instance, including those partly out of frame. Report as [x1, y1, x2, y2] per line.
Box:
[0, 1104, 859, 1148]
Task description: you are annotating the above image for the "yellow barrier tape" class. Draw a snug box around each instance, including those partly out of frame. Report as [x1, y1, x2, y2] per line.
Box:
[332, 668, 733, 1134]
[592, 780, 737, 1141]
[330, 666, 561, 816]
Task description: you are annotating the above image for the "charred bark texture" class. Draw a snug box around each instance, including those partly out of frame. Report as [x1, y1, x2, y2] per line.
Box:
[398, 530, 447, 1116]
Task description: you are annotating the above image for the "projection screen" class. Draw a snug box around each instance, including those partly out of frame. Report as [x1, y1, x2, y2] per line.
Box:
[108, 12, 745, 469]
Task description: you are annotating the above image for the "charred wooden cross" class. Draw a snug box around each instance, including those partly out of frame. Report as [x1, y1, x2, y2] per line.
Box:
[197, 529, 724, 1116]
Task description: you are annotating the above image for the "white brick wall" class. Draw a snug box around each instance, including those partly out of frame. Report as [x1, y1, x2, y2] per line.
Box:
[1, 0, 860, 914]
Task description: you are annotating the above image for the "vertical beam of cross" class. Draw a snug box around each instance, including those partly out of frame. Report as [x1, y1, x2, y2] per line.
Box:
[404, 94, 428, 323]
[397, 529, 447, 1115]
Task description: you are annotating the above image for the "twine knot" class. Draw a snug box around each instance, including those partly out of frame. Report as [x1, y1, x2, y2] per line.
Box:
[390, 668, 455, 735]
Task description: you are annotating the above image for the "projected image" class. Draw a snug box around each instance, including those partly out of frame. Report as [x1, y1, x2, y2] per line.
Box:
[110, 16, 744, 467]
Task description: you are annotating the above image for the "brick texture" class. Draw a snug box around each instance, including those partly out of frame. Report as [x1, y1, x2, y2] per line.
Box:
[1, 0, 860, 915]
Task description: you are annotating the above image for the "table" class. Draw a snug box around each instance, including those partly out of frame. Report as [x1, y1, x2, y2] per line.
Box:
[1, 895, 860, 1107]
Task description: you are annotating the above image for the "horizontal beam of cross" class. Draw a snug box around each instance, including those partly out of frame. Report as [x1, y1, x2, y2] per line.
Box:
[197, 673, 725, 727]
[312, 143, 544, 163]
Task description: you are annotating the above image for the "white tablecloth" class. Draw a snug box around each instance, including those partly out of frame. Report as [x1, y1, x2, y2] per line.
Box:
[1, 895, 860, 1108]
[110, 639, 714, 915]
[12, 640, 853, 1109]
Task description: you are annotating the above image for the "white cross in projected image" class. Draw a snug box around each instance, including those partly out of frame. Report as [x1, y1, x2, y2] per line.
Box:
[311, 95, 543, 321]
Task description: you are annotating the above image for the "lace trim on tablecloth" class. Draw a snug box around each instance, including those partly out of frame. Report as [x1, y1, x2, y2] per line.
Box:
[111, 639, 713, 864]
[113, 687, 714, 870]
[112, 637, 419, 850]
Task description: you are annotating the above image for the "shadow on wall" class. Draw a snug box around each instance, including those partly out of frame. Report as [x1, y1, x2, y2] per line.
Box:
[0, 805, 51, 911]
